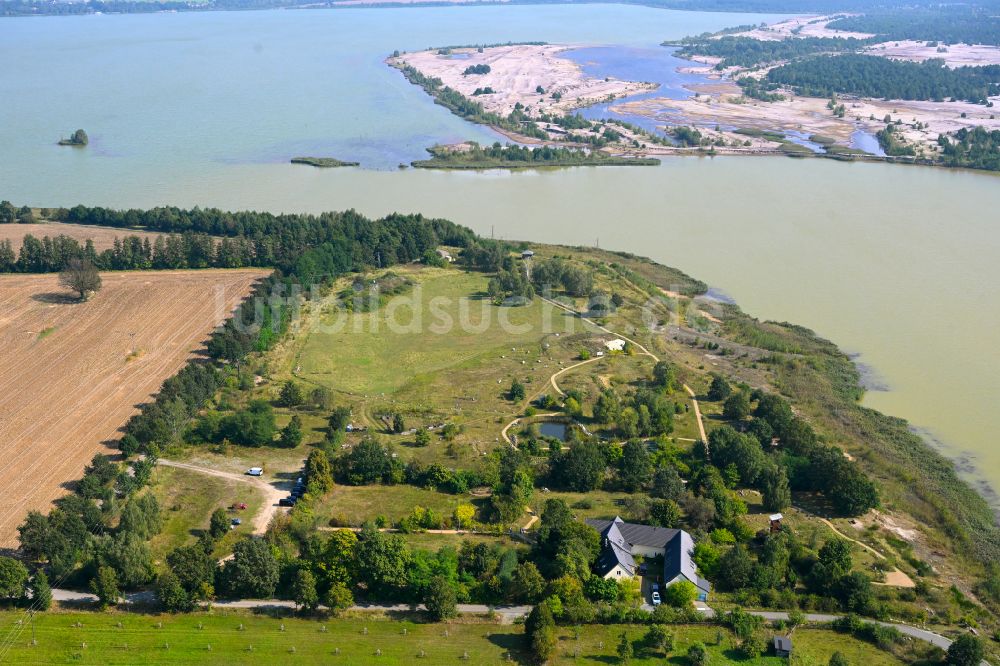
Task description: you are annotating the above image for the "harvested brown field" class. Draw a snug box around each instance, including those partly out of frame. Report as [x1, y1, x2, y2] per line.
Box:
[0, 269, 269, 548]
[0, 222, 166, 253]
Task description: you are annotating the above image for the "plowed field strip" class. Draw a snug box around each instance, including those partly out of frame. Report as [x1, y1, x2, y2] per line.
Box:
[0, 269, 268, 546]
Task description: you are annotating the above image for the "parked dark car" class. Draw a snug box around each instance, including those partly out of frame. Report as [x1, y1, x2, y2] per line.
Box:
[279, 497, 296, 507]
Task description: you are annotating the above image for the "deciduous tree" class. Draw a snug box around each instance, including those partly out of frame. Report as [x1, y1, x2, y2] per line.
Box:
[59, 258, 102, 300]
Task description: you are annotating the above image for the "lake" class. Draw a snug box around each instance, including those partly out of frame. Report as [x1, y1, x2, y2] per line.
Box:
[2, 5, 999, 504]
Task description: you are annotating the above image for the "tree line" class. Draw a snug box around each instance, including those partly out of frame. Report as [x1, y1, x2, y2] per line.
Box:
[938, 126, 1000, 171]
[0, 232, 238, 273]
[677, 35, 870, 70]
[828, 7, 1000, 47]
[767, 55, 1000, 104]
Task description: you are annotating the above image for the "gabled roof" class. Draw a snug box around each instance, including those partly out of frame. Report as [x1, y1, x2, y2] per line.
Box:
[664, 529, 711, 593]
[585, 517, 679, 550]
[585, 518, 710, 593]
[592, 518, 636, 577]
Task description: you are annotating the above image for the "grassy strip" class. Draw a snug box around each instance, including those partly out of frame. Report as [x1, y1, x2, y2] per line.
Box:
[0, 611, 916, 665]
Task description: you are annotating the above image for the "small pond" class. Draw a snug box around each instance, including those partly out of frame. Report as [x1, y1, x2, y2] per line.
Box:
[539, 422, 568, 441]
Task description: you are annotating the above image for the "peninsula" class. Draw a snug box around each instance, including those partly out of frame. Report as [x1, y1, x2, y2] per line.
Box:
[5, 203, 999, 664]
[391, 10, 1000, 171]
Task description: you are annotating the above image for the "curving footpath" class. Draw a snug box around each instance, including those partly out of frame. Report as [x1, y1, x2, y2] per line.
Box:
[538, 296, 708, 446]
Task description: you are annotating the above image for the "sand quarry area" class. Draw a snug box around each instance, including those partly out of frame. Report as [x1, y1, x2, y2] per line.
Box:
[728, 14, 874, 41]
[394, 44, 656, 117]
[617, 80, 1000, 154]
[864, 40, 1000, 68]
[0, 268, 267, 548]
[396, 39, 1000, 158]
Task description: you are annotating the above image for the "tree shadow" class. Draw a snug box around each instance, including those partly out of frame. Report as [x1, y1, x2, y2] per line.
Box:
[32, 292, 80, 305]
[486, 633, 528, 662]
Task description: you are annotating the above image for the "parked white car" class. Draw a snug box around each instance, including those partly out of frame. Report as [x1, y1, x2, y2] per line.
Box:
[246, 467, 263, 476]
[651, 591, 661, 606]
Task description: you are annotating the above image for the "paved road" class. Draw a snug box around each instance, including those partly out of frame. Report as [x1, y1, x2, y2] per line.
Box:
[51, 588, 531, 622]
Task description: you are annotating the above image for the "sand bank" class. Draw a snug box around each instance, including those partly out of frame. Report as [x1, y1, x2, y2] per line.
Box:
[393, 44, 656, 117]
[615, 85, 1000, 155]
[864, 41, 1000, 68]
[728, 14, 874, 42]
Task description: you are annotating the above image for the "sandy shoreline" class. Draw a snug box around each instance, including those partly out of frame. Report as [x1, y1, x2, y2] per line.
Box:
[393, 44, 656, 117]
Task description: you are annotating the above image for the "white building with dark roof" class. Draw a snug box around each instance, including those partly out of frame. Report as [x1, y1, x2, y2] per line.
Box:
[586, 517, 711, 601]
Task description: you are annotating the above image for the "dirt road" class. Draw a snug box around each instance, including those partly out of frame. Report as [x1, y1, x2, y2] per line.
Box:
[157, 459, 287, 535]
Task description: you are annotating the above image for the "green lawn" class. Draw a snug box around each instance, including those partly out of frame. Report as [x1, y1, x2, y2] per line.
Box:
[147, 466, 265, 564]
[554, 624, 908, 665]
[315, 484, 491, 528]
[0, 611, 525, 665]
[288, 266, 599, 467]
[296, 267, 575, 396]
[0, 612, 908, 666]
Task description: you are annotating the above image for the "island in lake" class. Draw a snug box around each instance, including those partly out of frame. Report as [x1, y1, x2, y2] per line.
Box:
[290, 156, 360, 168]
[411, 141, 660, 169]
[57, 129, 89, 147]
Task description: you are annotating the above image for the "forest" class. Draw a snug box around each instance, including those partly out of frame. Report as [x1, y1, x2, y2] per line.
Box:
[828, 7, 1000, 47]
[767, 55, 1000, 104]
[938, 126, 1000, 170]
[676, 35, 869, 69]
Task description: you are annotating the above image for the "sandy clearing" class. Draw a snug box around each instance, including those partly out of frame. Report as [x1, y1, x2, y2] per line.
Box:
[865, 40, 1000, 68]
[394, 44, 656, 117]
[0, 269, 268, 548]
[616, 84, 1000, 154]
[616, 87, 859, 143]
[0, 222, 166, 254]
[729, 15, 874, 41]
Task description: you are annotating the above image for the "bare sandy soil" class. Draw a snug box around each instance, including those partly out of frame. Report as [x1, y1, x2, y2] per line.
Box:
[0, 222, 165, 253]
[616, 82, 1000, 155]
[394, 45, 656, 117]
[865, 40, 1000, 68]
[728, 14, 873, 41]
[0, 269, 268, 548]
